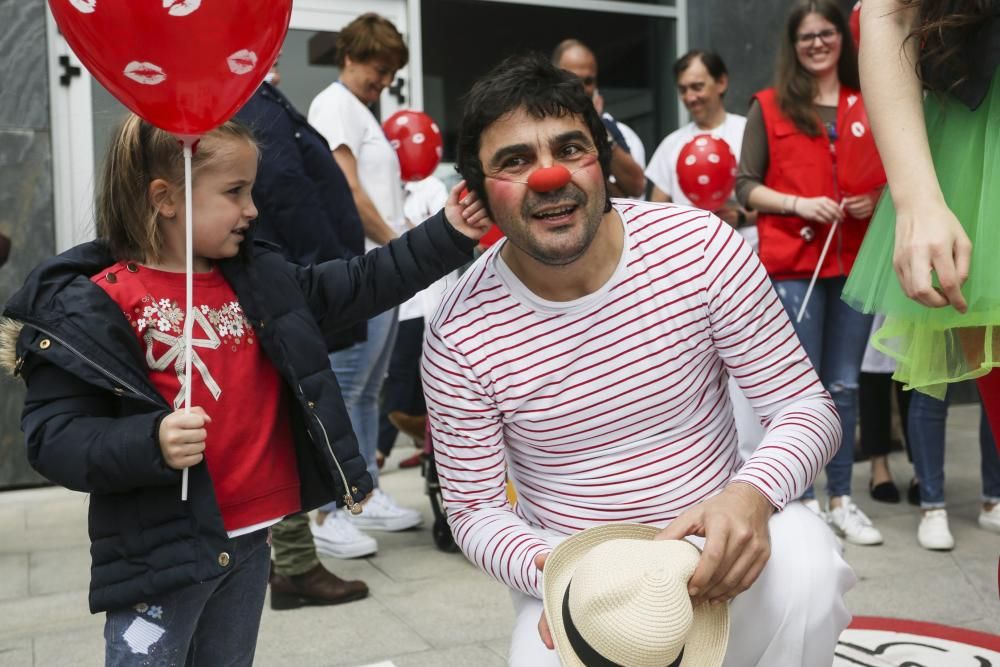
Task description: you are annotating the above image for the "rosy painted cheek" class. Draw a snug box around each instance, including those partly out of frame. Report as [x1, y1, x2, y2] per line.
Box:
[485, 179, 524, 212]
[569, 158, 605, 191]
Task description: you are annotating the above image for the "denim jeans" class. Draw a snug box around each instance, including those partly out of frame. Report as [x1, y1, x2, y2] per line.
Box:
[104, 529, 270, 666]
[907, 390, 1000, 507]
[322, 308, 399, 510]
[378, 317, 427, 457]
[774, 276, 873, 500]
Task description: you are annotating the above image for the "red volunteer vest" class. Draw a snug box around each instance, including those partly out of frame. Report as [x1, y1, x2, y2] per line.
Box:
[754, 87, 871, 281]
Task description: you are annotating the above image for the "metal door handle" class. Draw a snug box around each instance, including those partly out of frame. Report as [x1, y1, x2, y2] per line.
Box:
[58, 55, 81, 87]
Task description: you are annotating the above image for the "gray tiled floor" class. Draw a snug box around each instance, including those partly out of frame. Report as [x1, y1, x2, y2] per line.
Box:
[0, 404, 997, 666]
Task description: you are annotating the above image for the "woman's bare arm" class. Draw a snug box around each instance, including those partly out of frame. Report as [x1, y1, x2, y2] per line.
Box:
[860, 0, 971, 311]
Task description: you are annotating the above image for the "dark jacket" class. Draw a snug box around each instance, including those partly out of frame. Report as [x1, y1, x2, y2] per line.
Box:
[236, 83, 367, 350]
[0, 212, 474, 613]
[236, 83, 364, 267]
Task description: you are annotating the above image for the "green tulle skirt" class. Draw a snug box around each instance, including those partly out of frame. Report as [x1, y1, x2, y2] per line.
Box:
[843, 71, 1000, 399]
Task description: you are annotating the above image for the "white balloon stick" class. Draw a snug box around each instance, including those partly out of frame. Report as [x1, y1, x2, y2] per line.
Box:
[795, 201, 846, 324]
[181, 143, 194, 502]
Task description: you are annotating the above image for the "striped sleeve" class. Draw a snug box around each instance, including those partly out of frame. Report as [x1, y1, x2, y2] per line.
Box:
[422, 306, 551, 598]
[699, 218, 841, 508]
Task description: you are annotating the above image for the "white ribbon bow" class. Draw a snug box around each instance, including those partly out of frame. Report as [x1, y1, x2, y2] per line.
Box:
[144, 308, 222, 408]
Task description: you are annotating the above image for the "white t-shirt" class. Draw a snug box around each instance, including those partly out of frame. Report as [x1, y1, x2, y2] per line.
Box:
[397, 176, 450, 321]
[308, 81, 406, 251]
[645, 113, 746, 207]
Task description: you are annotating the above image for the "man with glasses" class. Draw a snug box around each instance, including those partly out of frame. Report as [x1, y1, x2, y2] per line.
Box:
[553, 39, 646, 198]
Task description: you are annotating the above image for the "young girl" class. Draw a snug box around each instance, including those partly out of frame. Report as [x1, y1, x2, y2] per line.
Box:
[0, 115, 486, 663]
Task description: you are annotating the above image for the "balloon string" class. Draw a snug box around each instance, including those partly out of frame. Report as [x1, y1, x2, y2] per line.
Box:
[181, 144, 194, 502]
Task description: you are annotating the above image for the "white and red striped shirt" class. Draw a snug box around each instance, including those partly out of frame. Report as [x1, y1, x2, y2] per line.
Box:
[422, 200, 840, 598]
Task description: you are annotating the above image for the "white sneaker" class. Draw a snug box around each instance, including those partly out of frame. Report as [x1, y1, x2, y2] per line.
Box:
[802, 498, 825, 518]
[311, 511, 377, 558]
[827, 496, 883, 546]
[349, 488, 423, 532]
[979, 503, 1000, 534]
[918, 509, 955, 550]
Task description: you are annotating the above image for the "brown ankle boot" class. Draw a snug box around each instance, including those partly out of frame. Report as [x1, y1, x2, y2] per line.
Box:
[388, 411, 427, 440]
[269, 563, 368, 610]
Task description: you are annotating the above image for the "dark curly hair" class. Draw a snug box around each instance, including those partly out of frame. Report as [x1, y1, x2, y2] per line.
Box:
[901, 0, 996, 94]
[455, 53, 612, 213]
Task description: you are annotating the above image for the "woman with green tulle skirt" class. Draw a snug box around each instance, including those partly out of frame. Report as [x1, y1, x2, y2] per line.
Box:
[843, 0, 1000, 442]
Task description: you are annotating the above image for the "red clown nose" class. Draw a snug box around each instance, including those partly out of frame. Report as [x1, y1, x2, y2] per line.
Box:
[527, 165, 572, 192]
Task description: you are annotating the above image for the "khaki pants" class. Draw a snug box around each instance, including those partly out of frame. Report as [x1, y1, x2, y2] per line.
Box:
[270, 512, 319, 577]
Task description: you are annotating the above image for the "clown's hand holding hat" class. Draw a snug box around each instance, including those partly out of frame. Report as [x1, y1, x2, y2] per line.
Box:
[542, 525, 731, 667]
[538, 483, 773, 666]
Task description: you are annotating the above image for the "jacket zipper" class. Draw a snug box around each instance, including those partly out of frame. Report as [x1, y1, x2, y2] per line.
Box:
[27, 323, 163, 407]
[31, 322, 360, 513]
[302, 393, 362, 515]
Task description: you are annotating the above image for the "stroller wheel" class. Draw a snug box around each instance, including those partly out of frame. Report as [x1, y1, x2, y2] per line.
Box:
[432, 516, 460, 552]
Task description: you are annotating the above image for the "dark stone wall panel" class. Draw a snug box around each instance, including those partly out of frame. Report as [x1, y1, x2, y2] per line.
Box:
[686, 0, 857, 115]
[0, 128, 53, 488]
[0, 0, 49, 130]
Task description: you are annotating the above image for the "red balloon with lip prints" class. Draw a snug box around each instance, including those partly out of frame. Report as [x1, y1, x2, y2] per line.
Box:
[382, 110, 444, 182]
[527, 165, 572, 192]
[675, 134, 737, 212]
[48, 0, 291, 139]
[838, 98, 886, 196]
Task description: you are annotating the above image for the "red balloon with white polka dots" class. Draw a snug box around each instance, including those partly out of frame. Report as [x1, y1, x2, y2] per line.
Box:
[675, 134, 737, 212]
[382, 110, 444, 182]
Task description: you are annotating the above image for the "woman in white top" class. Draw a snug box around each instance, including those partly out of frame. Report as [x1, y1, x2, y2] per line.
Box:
[307, 13, 422, 556]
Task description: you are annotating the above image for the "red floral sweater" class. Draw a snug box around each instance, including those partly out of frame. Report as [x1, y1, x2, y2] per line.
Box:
[93, 261, 300, 533]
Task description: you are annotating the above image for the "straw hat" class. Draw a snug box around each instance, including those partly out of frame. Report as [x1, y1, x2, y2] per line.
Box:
[543, 524, 729, 667]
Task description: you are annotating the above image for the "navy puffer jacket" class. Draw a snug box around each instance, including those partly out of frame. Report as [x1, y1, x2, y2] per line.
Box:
[1, 212, 474, 612]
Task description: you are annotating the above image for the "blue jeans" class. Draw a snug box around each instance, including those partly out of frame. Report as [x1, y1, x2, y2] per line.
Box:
[322, 308, 399, 509]
[908, 390, 1000, 507]
[774, 277, 873, 500]
[104, 529, 270, 666]
[378, 317, 427, 457]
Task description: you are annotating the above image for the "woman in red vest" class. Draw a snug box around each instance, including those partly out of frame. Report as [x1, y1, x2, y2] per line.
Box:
[736, 0, 883, 546]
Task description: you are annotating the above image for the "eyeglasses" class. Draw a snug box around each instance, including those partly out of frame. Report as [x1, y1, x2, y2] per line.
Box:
[796, 28, 840, 46]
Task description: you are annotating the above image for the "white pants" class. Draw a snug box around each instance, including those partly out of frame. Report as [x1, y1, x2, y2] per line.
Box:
[508, 503, 856, 667]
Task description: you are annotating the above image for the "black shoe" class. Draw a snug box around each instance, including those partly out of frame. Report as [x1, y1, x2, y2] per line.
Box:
[869, 479, 900, 503]
[907, 478, 921, 506]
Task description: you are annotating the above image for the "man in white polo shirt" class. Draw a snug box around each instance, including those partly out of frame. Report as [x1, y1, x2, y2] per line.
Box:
[646, 50, 754, 246]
